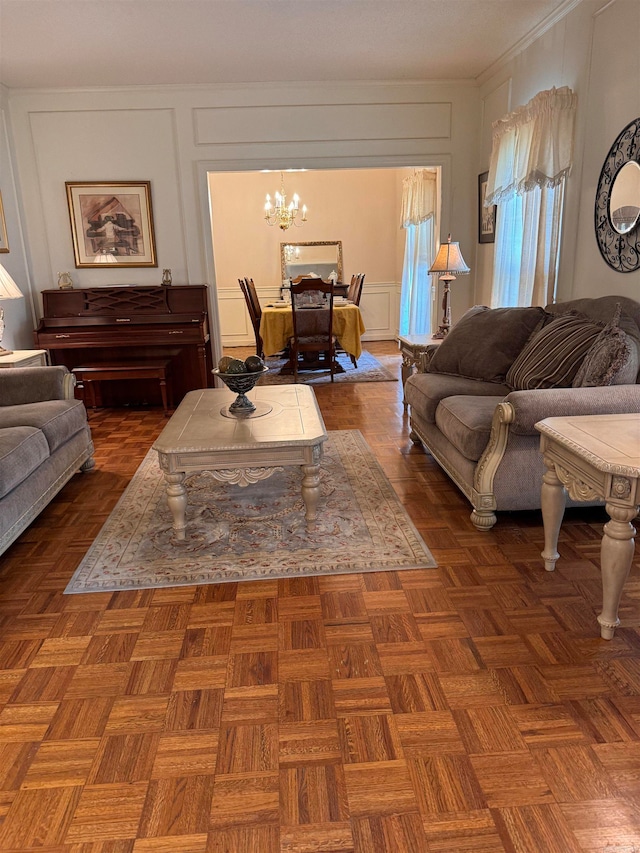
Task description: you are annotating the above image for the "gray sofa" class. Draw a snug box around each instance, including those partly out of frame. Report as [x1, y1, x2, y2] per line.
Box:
[0, 366, 95, 555]
[406, 295, 640, 530]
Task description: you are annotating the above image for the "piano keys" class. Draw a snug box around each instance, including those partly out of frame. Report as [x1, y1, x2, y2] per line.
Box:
[33, 285, 214, 409]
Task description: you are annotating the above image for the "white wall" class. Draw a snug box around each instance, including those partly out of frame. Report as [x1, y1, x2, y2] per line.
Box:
[10, 0, 634, 354]
[476, 0, 640, 305]
[571, 0, 640, 297]
[0, 85, 37, 352]
[6, 81, 480, 360]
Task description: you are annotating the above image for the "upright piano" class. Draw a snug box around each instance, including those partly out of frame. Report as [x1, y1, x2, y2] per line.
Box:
[34, 285, 214, 408]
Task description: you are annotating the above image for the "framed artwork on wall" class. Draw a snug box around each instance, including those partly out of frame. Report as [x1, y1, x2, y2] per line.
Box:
[65, 181, 157, 268]
[0, 191, 9, 253]
[478, 171, 497, 244]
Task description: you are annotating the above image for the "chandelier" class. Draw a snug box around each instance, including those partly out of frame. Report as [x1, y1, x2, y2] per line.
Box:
[264, 172, 307, 230]
[284, 244, 301, 263]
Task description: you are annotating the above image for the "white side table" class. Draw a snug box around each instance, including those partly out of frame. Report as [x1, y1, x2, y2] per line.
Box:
[0, 349, 48, 368]
[397, 334, 442, 410]
[536, 413, 640, 639]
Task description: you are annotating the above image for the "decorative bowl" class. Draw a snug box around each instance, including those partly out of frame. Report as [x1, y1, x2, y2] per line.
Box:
[212, 365, 269, 415]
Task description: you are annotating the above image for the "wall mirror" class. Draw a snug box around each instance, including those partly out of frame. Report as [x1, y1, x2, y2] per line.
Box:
[280, 241, 343, 282]
[595, 116, 640, 272]
[610, 160, 640, 234]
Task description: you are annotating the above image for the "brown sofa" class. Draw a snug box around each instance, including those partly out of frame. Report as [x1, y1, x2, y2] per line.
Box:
[405, 295, 640, 529]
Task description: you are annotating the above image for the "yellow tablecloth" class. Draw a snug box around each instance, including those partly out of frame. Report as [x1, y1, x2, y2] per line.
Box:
[260, 304, 366, 360]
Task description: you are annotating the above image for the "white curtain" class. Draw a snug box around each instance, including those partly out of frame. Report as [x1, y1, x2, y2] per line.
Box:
[399, 170, 437, 335]
[485, 86, 576, 307]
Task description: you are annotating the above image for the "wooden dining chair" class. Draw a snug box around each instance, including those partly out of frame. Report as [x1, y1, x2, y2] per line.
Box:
[238, 277, 264, 358]
[289, 279, 336, 382]
[336, 274, 365, 368]
[347, 273, 365, 306]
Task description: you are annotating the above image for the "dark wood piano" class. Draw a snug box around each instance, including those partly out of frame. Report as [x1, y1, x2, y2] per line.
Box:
[34, 285, 214, 409]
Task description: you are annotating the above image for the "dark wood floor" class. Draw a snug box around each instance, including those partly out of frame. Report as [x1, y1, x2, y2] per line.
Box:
[0, 341, 639, 853]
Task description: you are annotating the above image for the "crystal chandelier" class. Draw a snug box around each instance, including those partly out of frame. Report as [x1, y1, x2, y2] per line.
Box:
[284, 244, 301, 263]
[264, 172, 307, 230]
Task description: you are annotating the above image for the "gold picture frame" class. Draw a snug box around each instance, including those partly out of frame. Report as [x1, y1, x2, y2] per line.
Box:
[0, 190, 9, 253]
[66, 181, 157, 268]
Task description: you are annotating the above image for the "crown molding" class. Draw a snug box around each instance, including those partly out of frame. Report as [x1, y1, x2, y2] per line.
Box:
[593, 0, 618, 17]
[5, 78, 480, 99]
[476, 0, 585, 87]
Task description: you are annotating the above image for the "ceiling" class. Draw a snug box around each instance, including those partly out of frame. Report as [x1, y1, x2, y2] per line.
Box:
[0, 0, 576, 90]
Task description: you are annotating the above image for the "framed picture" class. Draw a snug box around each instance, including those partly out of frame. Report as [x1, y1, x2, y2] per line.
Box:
[66, 181, 157, 267]
[478, 171, 497, 244]
[0, 191, 9, 253]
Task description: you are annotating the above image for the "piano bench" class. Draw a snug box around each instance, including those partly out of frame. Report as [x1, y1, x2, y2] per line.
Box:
[72, 360, 173, 416]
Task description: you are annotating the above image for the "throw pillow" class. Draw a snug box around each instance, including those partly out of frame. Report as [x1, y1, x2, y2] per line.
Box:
[428, 306, 546, 384]
[573, 303, 634, 387]
[506, 311, 604, 391]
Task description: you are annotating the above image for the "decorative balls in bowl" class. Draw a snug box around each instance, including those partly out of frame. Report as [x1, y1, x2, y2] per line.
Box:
[212, 356, 268, 414]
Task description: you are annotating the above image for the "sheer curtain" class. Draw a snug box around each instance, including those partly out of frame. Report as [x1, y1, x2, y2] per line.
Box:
[399, 170, 437, 335]
[485, 86, 576, 307]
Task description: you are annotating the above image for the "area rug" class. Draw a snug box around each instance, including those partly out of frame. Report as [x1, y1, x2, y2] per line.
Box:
[65, 430, 436, 593]
[259, 350, 398, 385]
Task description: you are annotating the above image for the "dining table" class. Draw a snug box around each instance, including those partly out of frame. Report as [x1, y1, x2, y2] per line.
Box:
[260, 301, 366, 362]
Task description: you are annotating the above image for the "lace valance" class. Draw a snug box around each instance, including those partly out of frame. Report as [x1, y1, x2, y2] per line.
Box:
[485, 86, 577, 207]
[401, 169, 437, 228]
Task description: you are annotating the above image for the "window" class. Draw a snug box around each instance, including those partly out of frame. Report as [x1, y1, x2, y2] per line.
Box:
[399, 169, 437, 335]
[485, 87, 576, 307]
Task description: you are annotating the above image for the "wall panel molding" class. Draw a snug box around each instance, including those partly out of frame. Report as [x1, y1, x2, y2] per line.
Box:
[195, 102, 452, 147]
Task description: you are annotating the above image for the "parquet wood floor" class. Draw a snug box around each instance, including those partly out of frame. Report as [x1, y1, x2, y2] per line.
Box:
[0, 341, 639, 852]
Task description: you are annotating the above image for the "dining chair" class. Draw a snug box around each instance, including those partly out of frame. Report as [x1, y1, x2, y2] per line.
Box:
[238, 277, 264, 358]
[347, 273, 365, 306]
[289, 279, 336, 382]
[336, 274, 365, 368]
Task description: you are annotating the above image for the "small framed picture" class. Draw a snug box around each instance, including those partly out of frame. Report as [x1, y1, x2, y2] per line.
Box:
[478, 171, 497, 244]
[0, 190, 9, 253]
[66, 181, 157, 267]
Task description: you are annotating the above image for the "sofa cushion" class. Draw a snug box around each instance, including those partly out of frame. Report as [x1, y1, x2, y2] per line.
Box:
[405, 372, 510, 423]
[613, 339, 640, 384]
[0, 400, 87, 454]
[506, 312, 604, 391]
[547, 295, 640, 339]
[428, 306, 546, 383]
[0, 427, 50, 499]
[573, 305, 635, 387]
[435, 396, 503, 462]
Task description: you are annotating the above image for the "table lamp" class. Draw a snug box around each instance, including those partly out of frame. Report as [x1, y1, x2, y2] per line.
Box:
[0, 263, 24, 356]
[428, 234, 470, 338]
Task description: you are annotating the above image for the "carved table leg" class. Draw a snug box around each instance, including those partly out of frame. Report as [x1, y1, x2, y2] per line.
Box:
[164, 471, 188, 540]
[541, 458, 565, 572]
[401, 353, 413, 411]
[597, 502, 638, 639]
[300, 462, 321, 527]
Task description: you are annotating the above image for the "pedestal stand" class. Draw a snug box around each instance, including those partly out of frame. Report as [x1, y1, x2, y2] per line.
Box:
[433, 274, 455, 339]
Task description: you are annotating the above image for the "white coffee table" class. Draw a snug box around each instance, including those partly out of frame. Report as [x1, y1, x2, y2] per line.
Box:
[153, 384, 328, 540]
[536, 413, 640, 639]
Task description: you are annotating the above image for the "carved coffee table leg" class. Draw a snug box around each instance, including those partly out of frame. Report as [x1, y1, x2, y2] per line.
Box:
[541, 457, 565, 572]
[164, 471, 188, 540]
[301, 462, 321, 526]
[597, 502, 637, 639]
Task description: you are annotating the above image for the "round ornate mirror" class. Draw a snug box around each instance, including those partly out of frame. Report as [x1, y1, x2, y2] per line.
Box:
[595, 117, 640, 272]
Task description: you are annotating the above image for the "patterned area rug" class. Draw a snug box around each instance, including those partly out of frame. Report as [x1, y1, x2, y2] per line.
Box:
[259, 350, 398, 384]
[66, 430, 436, 593]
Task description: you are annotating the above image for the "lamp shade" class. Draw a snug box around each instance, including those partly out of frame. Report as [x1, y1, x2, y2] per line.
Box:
[429, 235, 470, 276]
[0, 264, 24, 300]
